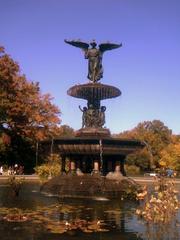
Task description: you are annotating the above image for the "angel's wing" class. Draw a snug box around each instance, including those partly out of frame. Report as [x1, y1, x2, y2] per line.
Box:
[64, 39, 89, 50]
[99, 42, 122, 53]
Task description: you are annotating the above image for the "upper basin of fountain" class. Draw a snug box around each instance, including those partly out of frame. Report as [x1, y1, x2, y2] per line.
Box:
[67, 83, 121, 101]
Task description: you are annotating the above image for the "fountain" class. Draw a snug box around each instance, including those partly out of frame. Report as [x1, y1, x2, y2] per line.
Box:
[42, 39, 144, 199]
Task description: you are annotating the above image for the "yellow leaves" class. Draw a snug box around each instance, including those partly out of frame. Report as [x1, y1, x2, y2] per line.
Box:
[159, 160, 167, 167]
[157, 191, 163, 199]
[136, 190, 147, 200]
[136, 178, 180, 226]
[160, 142, 180, 171]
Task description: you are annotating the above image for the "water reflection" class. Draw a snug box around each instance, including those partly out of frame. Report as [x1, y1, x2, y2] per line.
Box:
[0, 182, 143, 240]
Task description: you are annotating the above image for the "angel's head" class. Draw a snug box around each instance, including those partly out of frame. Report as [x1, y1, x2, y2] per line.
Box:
[90, 41, 97, 48]
[101, 106, 106, 112]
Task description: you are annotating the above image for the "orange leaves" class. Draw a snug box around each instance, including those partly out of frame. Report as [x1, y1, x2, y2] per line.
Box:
[1, 133, 11, 145]
[0, 46, 5, 53]
[0, 46, 61, 142]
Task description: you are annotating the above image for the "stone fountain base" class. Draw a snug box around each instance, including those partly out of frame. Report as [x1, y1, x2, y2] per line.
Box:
[41, 174, 141, 200]
[75, 127, 111, 138]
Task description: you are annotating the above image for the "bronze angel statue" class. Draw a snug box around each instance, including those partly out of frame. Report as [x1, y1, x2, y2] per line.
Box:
[65, 39, 122, 83]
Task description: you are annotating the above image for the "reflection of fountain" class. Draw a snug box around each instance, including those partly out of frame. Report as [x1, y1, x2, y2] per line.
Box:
[42, 40, 144, 198]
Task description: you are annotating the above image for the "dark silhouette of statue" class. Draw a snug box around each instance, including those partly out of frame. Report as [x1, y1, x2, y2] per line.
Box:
[99, 106, 106, 127]
[65, 39, 122, 83]
[79, 105, 87, 128]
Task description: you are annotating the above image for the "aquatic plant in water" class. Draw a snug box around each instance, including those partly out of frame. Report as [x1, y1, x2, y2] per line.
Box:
[0, 204, 110, 234]
[136, 177, 180, 240]
[3, 208, 28, 222]
[8, 176, 25, 196]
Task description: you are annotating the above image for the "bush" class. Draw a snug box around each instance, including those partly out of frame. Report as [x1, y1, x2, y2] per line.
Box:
[136, 177, 180, 239]
[35, 162, 61, 182]
[125, 165, 140, 176]
[8, 176, 25, 196]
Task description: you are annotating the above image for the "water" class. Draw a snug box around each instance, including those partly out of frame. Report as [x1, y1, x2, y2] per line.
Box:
[0, 181, 179, 240]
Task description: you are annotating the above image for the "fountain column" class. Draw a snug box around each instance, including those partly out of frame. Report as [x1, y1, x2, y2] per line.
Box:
[70, 160, 76, 174]
[115, 161, 121, 173]
[115, 159, 126, 176]
[92, 160, 100, 175]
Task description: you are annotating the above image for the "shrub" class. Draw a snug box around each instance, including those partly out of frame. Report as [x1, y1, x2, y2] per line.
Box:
[35, 162, 61, 182]
[136, 177, 180, 239]
[35, 153, 61, 182]
[8, 176, 25, 196]
[125, 165, 140, 176]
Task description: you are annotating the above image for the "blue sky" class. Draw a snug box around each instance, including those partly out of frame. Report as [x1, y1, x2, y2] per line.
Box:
[1, 0, 180, 134]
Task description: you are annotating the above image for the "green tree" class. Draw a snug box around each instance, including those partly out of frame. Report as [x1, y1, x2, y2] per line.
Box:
[126, 148, 152, 171]
[117, 120, 172, 170]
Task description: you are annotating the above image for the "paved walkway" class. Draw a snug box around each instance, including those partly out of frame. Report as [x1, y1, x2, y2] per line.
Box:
[0, 174, 39, 180]
[0, 175, 180, 184]
[133, 176, 180, 184]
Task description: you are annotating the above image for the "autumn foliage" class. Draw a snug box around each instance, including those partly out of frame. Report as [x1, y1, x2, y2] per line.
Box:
[0, 46, 61, 141]
[0, 46, 61, 170]
[116, 120, 180, 172]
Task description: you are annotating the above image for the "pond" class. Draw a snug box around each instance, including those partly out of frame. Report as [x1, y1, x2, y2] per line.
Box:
[0, 180, 179, 240]
[0, 181, 144, 240]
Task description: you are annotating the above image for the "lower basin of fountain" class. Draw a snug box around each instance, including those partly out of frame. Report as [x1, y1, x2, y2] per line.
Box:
[41, 174, 141, 200]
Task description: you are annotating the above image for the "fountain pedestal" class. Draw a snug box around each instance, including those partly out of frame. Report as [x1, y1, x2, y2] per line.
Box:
[76, 127, 111, 138]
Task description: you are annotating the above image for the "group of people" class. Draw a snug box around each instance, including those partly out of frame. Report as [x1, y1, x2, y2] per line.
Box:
[0, 164, 24, 175]
[7, 164, 24, 175]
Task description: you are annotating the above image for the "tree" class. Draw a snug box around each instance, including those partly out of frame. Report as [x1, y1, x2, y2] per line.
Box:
[126, 148, 152, 171]
[117, 120, 172, 170]
[0, 46, 61, 141]
[0, 46, 61, 170]
[58, 125, 75, 137]
[160, 137, 180, 171]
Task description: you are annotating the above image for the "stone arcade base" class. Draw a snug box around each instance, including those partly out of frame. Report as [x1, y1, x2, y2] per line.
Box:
[41, 174, 141, 200]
